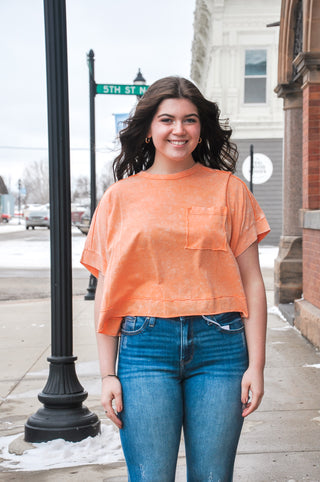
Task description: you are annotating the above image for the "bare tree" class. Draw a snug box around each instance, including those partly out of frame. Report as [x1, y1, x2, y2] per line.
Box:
[23, 160, 49, 204]
[71, 175, 90, 202]
[98, 162, 114, 198]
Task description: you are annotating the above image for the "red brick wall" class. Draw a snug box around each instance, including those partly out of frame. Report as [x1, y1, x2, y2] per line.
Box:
[302, 83, 320, 309]
[302, 84, 320, 209]
[303, 228, 320, 309]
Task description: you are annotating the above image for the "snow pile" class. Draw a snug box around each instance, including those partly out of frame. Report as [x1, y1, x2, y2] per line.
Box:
[267, 305, 288, 323]
[0, 424, 123, 472]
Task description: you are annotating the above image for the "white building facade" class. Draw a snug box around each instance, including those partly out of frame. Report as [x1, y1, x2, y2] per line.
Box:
[191, 0, 283, 244]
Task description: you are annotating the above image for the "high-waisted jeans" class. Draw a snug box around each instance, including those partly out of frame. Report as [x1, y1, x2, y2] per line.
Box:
[117, 312, 248, 482]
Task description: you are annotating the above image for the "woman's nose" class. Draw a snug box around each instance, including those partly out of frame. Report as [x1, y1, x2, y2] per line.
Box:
[172, 121, 185, 134]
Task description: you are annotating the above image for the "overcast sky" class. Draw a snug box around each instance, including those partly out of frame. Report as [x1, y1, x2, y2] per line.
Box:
[0, 0, 195, 192]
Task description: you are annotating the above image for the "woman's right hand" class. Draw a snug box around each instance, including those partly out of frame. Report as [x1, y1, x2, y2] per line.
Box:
[101, 376, 123, 429]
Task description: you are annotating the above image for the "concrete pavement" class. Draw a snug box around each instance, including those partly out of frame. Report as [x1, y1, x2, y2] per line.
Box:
[0, 268, 320, 481]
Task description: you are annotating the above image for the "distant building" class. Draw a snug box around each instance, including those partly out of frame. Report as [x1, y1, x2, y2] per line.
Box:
[0, 176, 14, 218]
[0, 176, 8, 195]
[191, 0, 283, 245]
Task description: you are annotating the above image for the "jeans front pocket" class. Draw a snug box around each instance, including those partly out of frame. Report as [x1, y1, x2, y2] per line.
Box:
[121, 316, 151, 336]
[185, 206, 227, 251]
[202, 312, 244, 334]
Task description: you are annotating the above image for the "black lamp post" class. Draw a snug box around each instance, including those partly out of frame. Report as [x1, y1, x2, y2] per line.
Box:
[84, 50, 97, 301]
[250, 144, 254, 194]
[25, 0, 100, 442]
[133, 68, 146, 99]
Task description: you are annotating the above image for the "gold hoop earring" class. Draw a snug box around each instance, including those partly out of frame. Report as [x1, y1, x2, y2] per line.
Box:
[145, 137, 151, 144]
[198, 137, 202, 144]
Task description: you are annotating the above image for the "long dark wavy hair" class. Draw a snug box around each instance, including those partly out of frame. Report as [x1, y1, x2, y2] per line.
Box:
[113, 76, 238, 180]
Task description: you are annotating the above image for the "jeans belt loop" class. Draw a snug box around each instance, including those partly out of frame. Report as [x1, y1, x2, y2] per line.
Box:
[149, 317, 156, 327]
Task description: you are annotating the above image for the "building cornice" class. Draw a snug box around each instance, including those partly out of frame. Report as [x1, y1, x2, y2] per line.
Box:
[293, 51, 320, 85]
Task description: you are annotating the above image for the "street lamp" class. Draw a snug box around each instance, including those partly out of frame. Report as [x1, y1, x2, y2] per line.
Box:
[133, 68, 146, 99]
[25, 0, 100, 442]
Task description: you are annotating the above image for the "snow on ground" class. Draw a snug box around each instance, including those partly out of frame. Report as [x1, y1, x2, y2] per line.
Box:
[303, 363, 320, 369]
[267, 305, 288, 322]
[0, 424, 123, 472]
[0, 224, 86, 269]
[0, 217, 26, 234]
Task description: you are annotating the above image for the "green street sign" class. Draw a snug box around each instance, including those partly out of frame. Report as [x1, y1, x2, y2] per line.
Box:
[96, 84, 149, 96]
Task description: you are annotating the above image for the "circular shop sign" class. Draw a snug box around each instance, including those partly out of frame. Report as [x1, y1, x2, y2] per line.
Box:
[242, 153, 273, 184]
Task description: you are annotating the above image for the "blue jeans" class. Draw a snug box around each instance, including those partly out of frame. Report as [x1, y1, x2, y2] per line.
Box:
[117, 312, 248, 482]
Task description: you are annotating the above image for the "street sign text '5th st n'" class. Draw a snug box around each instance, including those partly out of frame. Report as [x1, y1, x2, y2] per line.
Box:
[96, 84, 149, 96]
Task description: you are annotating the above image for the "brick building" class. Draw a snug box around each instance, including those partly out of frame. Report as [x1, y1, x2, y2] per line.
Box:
[275, 0, 320, 347]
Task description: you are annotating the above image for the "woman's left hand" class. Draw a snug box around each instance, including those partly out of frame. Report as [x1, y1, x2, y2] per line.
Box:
[241, 366, 264, 417]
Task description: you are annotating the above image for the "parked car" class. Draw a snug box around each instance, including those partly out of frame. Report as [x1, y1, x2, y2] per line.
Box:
[75, 208, 90, 235]
[25, 208, 50, 230]
[0, 213, 11, 223]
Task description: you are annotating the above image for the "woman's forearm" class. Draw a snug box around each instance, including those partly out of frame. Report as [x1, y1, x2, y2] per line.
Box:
[242, 276, 267, 370]
[94, 272, 123, 428]
[236, 241, 267, 368]
[94, 272, 119, 377]
[96, 333, 119, 377]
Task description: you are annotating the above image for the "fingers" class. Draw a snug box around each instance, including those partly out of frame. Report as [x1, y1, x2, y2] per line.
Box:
[241, 376, 250, 406]
[114, 391, 123, 413]
[242, 389, 263, 417]
[101, 378, 123, 429]
[241, 370, 264, 418]
[104, 399, 123, 429]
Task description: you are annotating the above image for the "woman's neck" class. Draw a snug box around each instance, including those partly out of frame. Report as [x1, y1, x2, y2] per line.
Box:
[146, 159, 196, 175]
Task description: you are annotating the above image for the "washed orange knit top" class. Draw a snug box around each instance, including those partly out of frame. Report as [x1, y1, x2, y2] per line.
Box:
[81, 163, 270, 335]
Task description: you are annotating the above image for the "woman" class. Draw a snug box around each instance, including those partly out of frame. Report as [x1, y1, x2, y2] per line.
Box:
[81, 76, 270, 482]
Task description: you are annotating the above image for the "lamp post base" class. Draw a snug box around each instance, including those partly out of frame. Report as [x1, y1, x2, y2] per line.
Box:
[25, 405, 100, 443]
[25, 356, 101, 443]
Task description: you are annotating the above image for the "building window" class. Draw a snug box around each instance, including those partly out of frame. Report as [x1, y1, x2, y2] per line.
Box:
[244, 49, 267, 103]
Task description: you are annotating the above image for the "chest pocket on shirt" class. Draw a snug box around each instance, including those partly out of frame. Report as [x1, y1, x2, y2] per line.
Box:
[185, 206, 227, 251]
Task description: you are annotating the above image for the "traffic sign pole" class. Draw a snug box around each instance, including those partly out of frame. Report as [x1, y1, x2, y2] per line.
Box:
[84, 58, 148, 301]
[84, 50, 97, 301]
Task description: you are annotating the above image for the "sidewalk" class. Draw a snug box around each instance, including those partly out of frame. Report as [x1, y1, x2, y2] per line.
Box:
[0, 268, 320, 481]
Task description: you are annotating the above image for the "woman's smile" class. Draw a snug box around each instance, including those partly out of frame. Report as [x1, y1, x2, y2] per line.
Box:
[168, 139, 188, 146]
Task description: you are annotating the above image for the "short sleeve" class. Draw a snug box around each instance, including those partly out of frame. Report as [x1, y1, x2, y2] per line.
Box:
[227, 176, 270, 258]
[80, 194, 109, 279]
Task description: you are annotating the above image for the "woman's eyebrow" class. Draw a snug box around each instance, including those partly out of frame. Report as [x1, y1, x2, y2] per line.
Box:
[157, 113, 200, 118]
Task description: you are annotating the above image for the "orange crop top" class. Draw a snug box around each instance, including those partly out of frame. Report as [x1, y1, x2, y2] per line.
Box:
[81, 162, 270, 335]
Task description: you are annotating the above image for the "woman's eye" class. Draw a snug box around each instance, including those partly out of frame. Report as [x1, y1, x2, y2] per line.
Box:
[185, 118, 197, 123]
[160, 118, 172, 123]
